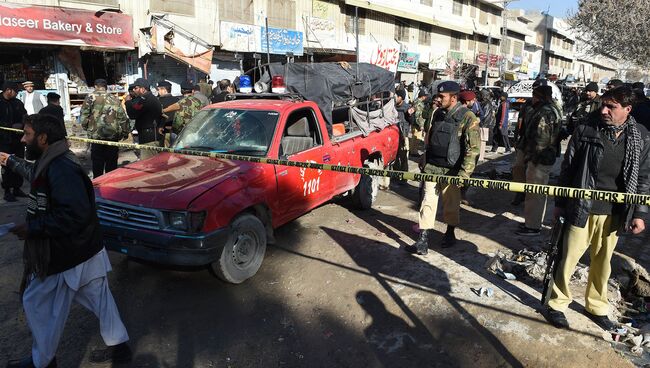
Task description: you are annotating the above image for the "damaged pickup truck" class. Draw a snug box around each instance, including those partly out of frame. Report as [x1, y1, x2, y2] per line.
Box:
[93, 62, 400, 283]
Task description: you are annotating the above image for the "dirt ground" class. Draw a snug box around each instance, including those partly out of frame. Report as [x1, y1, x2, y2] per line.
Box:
[1, 141, 649, 367]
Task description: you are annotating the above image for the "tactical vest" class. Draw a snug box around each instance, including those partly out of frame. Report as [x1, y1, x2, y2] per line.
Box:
[427, 104, 472, 169]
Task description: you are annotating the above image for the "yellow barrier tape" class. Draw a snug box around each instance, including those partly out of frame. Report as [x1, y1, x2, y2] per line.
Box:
[2, 126, 650, 206]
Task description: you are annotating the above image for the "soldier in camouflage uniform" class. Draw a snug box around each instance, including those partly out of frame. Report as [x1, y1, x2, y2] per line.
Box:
[80, 79, 130, 178]
[410, 89, 429, 156]
[567, 82, 601, 136]
[405, 81, 480, 254]
[515, 85, 562, 236]
[163, 82, 203, 135]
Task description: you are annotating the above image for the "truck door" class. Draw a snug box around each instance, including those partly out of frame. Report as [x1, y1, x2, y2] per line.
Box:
[275, 108, 334, 221]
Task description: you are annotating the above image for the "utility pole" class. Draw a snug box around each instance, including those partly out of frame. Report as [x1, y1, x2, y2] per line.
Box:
[484, 32, 491, 86]
[500, 0, 518, 81]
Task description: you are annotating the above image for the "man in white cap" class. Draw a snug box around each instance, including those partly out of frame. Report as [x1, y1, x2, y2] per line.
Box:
[19, 81, 47, 115]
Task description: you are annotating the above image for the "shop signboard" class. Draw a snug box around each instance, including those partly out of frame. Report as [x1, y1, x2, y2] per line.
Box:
[512, 55, 522, 65]
[0, 3, 133, 49]
[476, 52, 501, 68]
[359, 42, 400, 74]
[397, 52, 419, 73]
[306, 17, 337, 49]
[220, 21, 260, 53]
[429, 52, 447, 70]
[261, 27, 304, 56]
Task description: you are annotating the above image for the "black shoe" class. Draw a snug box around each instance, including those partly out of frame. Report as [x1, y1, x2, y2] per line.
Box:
[511, 193, 525, 206]
[588, 314, 618, 331]
[515, 227, 541, 236]
[89, 342, 133, 364]
[405, 230, 430, 255]
[13, 188, 28, 198]
[3, 190, 16, 202]
[441, 227, 457, 248]
[543, 308, 569, 329]
[6, 357, 57, 368]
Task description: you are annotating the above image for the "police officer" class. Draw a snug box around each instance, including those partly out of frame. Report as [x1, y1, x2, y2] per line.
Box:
[567, 82, 601, 135]
[393, 89, 413, 181]
[411, 89, 429, 156]
[80, 79, 130, 178]
[163, 81, 203, 134]
[515, 85, 562, 236]
[156, 81, 179, 147]
[405, 81, 480, 254]
[126, 78, 162, 160]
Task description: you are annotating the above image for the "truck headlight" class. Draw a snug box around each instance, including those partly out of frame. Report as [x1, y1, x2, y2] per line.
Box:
[165, 211, 206, 233]
[168, 212, 188, 230]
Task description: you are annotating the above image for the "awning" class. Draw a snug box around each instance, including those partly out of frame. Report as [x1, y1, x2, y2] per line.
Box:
[145, 16, 213, 74]
[0, 3, 134, 50]
[344, 0, 473, 35]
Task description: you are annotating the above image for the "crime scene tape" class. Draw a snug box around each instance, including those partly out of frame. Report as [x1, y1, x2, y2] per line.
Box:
[2, 126, 650, 206]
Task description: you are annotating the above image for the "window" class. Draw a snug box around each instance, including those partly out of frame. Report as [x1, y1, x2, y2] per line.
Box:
[513, 40, 523, 57]
[268, 0, 296, 29]
[450, 31, 462, 51]
[420, 0, 433, 6]
[345, 6, 366, 35]
[469, 0, 477, 18]
[467, 37, 476, 52]
[219, 0, 253, 24]
[419, 24, 432, 45]
[502, 38, 511, 54]
[395, 20, 410, 43]
[479, 4, 487, 24]
[452, 0, 463, 16]
[281, 109, 322, 156]
[150, 0, 195, 16]
[67, 0, 118, 5]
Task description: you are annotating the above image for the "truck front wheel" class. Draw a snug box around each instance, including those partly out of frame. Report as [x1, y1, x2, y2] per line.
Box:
[352, 159, 382, 210]
[210, 214, 267, 284]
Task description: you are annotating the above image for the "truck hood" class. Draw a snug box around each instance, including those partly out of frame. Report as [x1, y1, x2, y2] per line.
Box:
[93, 152, 245, 209]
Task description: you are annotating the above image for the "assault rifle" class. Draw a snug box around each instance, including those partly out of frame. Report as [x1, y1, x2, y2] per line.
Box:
[541, 216, 565, 305]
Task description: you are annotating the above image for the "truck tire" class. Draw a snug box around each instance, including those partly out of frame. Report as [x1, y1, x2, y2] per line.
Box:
[210, 213, 267, 284]
[352, 159, 382, 210]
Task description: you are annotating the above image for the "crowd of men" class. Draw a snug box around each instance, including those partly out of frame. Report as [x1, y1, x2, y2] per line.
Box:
[1, 73, 650, 366]
[395, 78, 650, 333]
[1, 77, 239, 183]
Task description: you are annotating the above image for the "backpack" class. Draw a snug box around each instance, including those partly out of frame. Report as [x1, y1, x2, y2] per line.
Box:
[92, 94, 124, 141]
[427, 105, 472, 169]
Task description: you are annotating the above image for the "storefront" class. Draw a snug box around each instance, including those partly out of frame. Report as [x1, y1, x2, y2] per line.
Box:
[0, 3, 135, 120]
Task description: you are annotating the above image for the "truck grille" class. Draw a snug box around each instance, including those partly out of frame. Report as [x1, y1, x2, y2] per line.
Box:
[96, 200, 161, 230]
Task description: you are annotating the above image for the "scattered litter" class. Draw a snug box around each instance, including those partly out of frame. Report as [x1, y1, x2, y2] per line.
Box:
[496, 269, 517, 280]
[472, 287, 494, 298]
[570, 265, 590, 285]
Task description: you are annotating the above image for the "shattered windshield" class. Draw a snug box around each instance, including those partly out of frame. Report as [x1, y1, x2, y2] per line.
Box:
[174, 109, 279, 156]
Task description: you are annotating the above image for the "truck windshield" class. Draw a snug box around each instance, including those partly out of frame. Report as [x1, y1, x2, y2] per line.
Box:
[174, 109, 279, 156]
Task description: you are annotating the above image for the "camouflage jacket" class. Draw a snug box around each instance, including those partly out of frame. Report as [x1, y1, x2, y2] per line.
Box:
[172, 95, 203, 134]
[523, 102, 562, 165]
[413, 98, 428, 130]
[424, 103, 481, 178]
[568, 96, 600, 134]
[80, 91, 130, 141]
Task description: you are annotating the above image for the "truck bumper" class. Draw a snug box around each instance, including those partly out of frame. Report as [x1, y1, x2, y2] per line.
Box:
[101, 224, 230, 266]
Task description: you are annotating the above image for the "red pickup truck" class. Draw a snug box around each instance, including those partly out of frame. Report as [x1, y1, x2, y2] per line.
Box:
[93, 96, 399, 283]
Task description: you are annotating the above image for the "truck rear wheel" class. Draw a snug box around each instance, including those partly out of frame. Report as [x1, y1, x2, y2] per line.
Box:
[210, 213, 267, 284]
[352, 159, 382, 210]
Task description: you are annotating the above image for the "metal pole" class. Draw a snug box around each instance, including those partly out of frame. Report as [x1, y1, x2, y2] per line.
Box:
[355, 6, 360, 80]
[265, 17, 271, 65]
[501, 0, 508, 81]
[484, 33, 491, 86]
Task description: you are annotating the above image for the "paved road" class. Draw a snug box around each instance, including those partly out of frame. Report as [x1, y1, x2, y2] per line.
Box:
[0, 149, 643, 367]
